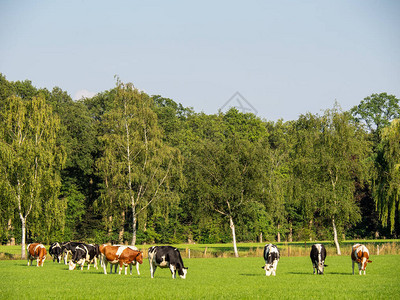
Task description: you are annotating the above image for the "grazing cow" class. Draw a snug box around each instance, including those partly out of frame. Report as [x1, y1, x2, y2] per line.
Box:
[106, 245, 141, 275]
[49, 242, 62, 263]
[101, 245, 143, 275]
[351, 244, 372, 275]
[61, 242, 83, 265]
[148, 246, 188, 279]
[68, 243, 99, 271]
[27, 243, 47, 267]
[261, 244, 280, 276]
[310, 244, 328, 275]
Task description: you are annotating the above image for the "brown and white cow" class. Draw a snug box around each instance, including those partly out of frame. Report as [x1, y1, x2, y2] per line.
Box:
[27, 243, 47, 267]
[351, 244, 372, 275]
[101, 245, 143, 275]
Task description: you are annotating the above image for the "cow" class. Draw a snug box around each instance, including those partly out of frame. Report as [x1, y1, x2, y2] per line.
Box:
[261, 244, 280, 276]
[351, 244, 372, 275]
[101, 245, 143, 275]
[68, 243, 99, 271]
[61, 242, 82, 265]
[310, 244, 328, 275]
[49, 242, 63, 263]
[27, 243, 47, 267]
[148, 246, 188, 279]
[107, 245, 141, 275]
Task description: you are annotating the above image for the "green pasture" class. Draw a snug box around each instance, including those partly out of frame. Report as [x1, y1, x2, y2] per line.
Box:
[2, 240, 399, 259]
[0, 254, 399, 299]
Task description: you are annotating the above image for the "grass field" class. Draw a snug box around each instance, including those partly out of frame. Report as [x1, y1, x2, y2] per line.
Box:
[2, 240, 399, 259]
[0, 255, 399, 299]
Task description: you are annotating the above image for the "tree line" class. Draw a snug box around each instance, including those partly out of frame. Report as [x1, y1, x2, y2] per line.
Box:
[0, 73, 399, 257]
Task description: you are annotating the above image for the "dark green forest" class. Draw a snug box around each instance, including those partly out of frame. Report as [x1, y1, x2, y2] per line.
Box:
[1, 73, 399, 256]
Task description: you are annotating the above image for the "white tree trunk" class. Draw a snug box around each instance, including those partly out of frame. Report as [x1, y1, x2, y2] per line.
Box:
[131, 208, 137, 246]
[229, 216, 239, 258]
[332, 216, 341, 255]
[20, 216, 26, 259]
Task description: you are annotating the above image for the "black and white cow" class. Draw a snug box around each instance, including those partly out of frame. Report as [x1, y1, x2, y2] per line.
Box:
[49, 242, 62, 263]
[148, 246, 188, 279]
[68, 243, 99, 271]
[310, 243, 328, 275]
[261, 244, 280, 276]
[61, 242, 83, 265]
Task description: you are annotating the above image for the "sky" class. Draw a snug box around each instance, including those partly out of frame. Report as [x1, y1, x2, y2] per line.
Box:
[1, 0, 399, 121]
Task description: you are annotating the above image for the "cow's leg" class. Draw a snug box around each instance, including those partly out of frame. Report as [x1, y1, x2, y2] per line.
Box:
[118, 262, 123, 275]
[136, 262, 140, 275]
[150, 263, 156, 278]
[125, 264, 128, 275]
[129, 264, 132, 275]
[103, 259, 108, 275]
[352, 260, 355, 275]
[42, 257, 46, 267]
[170, 265, 176, 279]
[94, 257, 98, 269]
[36, 258, 40, 267]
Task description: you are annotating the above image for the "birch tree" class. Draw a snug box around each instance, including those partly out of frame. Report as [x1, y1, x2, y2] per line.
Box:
[96, 80, 180, 245]
[0, 94, 65, 258]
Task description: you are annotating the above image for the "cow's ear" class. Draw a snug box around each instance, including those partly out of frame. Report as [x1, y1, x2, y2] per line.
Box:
[368, 260, 372, 263]
[324, 264, 328, 267]
[261, 266, 264, 269]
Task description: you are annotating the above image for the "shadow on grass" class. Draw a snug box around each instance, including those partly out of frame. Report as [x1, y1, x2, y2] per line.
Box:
[239, 273, 265, 277]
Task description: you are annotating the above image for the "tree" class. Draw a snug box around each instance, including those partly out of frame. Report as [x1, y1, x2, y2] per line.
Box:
[351, 93, 400, 139]
[0, 93, 66, 257]
[374, 119, 400, 232]
[96, 80, 181, 245]
[316, 106, 371, 254]
[188, 110, 265, 256]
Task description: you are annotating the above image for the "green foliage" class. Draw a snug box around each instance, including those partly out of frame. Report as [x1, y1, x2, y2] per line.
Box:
[1, 73, 400, 244]
[0, 88, 66, 252]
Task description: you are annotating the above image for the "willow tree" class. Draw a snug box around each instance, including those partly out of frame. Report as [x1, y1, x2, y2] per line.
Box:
[317, 106, 371, 254]
[374, 119, 400, 232]
[96, 80, 180, 245]
[0, 94, 65, 258]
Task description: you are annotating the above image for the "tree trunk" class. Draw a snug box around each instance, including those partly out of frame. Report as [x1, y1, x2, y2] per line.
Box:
[229, 216, 239, 257]
[107, 215, 113, 241]
[332, 216, 341, 255]
[277, 224, 281, 242]
[20, 216, 26, 259]
[288, 221, 293, 242]
[131, 209, 137, 246]
[259, 232, 263, 243]
[118, 211, 125, 244]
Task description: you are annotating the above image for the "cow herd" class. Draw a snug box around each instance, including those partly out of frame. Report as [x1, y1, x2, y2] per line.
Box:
[27, 242, 187, 279]
[262, 243, 372, 276]
[27, 242, 372, 278]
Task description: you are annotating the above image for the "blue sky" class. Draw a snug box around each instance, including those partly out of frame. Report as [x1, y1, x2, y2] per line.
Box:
[1, 0, 399, 121]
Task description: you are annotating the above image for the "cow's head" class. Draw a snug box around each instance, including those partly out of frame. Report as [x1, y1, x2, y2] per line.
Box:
[178, 267, 188, 279]
[69, 247, 86, 270]
[360, 256, 372, 271]
[317, 262, 328, 274]
[262, 264, 274, 276]
[135, 252, 143, 264]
